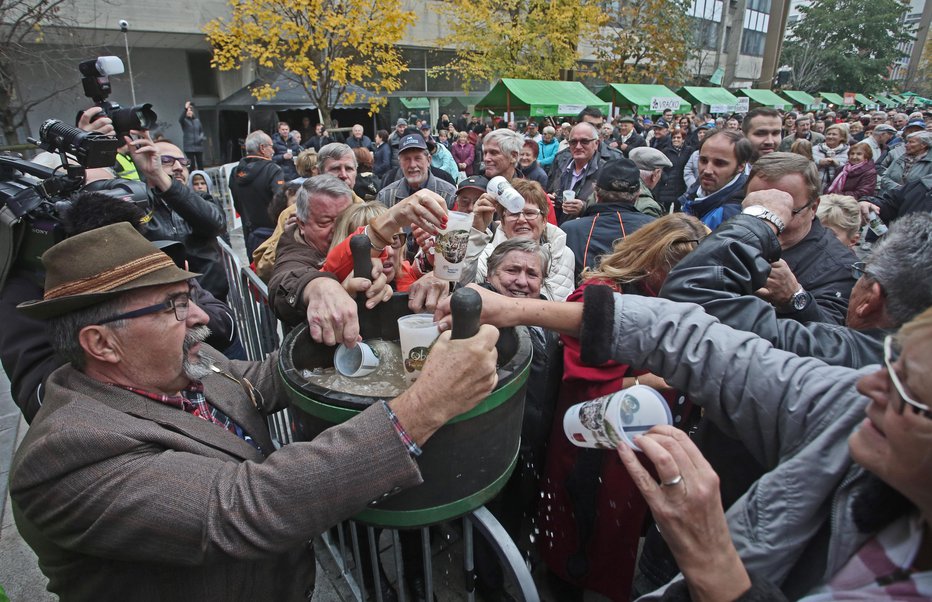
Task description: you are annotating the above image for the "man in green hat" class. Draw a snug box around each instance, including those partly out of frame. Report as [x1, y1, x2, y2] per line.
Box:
[10, 222, 500, 601]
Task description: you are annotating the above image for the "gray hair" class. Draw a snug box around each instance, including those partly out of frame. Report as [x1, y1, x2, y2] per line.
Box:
[483, 129, 524, 166]
[906, 131, 932, 148]
[596, 187, 639, 204]
[317, 142, 356, 171]
[245, 130, 271, 155]
[486, 238, 551, 294]
[866, 212, 932, 327]
[295, 174, 353, 222]
[48, 296, 128, 369]
[542, 126, 556, 135]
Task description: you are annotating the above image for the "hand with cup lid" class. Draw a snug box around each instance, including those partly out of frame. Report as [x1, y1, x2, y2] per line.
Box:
[471, 194, 498, 232]
[370, 189, 448, 248]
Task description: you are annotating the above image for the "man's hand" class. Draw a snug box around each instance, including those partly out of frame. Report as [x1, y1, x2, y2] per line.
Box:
[124, 133, 172, 192]
[390, 325, 500, 445]
[78, 106, 115, 137]
[407, 272, 450, 313]
[302, 277, 361, 347]
[741, 189, 794, 229]
[561, 197, 585, 218]
[383, 189, 447, 235]
[471, 194, 497, 232]
[756, 259, 801, 307]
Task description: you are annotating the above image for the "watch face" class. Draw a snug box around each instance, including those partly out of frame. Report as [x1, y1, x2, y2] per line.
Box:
[793, 292, 808, 311]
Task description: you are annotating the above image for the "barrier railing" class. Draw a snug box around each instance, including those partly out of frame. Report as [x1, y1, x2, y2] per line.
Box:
[216, 235, 538, 600]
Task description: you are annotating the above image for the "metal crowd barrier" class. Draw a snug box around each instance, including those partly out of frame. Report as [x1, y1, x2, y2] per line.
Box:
[216, 236, 539, 600]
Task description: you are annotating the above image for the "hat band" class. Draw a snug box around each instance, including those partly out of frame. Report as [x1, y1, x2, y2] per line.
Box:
[44, 252, 177, 300]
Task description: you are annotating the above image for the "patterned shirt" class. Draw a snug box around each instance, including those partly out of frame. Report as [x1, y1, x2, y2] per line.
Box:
[112, 381, 262, 453]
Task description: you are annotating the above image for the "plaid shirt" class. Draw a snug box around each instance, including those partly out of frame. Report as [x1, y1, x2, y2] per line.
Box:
[112, 381, 262, 453]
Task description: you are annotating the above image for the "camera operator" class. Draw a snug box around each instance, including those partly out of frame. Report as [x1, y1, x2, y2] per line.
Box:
[77, 105, 140, 181]
[123, 134, 228, 300]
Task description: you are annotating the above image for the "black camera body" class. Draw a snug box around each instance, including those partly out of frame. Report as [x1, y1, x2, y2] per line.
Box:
[79, 56, 156, 137]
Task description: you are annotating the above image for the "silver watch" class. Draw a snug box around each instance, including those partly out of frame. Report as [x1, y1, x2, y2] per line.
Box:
[742, 205, 786, 234]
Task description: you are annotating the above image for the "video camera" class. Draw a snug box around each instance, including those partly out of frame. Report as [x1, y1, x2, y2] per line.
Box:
[79, 56, 157, 137]
[0, 56, 153, 289]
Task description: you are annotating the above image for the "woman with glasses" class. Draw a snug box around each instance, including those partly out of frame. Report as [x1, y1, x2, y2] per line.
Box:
[474, 179, 576, 301]
[538, 214, 708, 601]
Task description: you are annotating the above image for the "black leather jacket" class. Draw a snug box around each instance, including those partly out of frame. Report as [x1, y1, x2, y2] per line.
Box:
[143, 180, 228, 300]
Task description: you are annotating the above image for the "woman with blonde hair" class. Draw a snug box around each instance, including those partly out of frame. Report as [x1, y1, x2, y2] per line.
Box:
[538, 213, 708, 601]
[295, 148, 319, 177]
[817, 194, 862, 248]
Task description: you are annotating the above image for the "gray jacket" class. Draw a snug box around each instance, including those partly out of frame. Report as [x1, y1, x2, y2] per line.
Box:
[878, 146, 932, 195]
[376, 172, 457, 209]
[582, 292, 879, 596]
[660, 214, 885, 367]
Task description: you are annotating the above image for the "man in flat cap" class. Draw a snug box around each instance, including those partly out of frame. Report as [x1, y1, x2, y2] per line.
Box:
[9, 222, 499, 601]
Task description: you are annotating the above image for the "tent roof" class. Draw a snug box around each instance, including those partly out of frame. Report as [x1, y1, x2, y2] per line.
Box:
[596, 84, 690, 114]
[677, 87, 738, 112]
[217, 74, 374, 110]
[854, 93, 877, 108]
[474, 78, 610, 117]
[819, 92, 850, 107]
[781, 90, 818, 108]
[872, 94, 897, 108]
[736, 88, 792, 109]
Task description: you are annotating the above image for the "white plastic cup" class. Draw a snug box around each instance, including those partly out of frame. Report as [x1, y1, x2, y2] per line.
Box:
[487, 176, 526, 213]
[397, 314, 441, 384]
[333, 342, 380, 378]
[434, 210, 473, 281]
[563, 385, 672, 452]
[562, 190, 576, 203]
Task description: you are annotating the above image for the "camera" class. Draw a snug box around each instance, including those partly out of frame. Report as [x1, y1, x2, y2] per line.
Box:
[79, 56, 156, 137]
[119, 19, 129, 32]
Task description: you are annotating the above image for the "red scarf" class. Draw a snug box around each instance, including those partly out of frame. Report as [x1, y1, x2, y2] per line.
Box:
[827, 159, 874, 194]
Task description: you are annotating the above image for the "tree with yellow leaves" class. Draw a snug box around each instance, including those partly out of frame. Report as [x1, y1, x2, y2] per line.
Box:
[205, 0, 414, 125]
[593, 0, 692, 85]
[433, 0, 606, 92]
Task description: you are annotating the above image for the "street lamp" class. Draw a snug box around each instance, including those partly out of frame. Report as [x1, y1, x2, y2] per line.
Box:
[119, 20, 137, 106]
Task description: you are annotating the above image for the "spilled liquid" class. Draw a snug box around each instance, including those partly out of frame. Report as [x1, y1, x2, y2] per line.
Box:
[300, 339, 410, 398]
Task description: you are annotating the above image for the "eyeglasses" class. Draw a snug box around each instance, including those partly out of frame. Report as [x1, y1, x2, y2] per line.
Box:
[503, 209, 543, 221]
[791, 199, 816, 215]
[389, 232, 408, 249]
[98, 292, 191, 325]
[160, 155, 191, 167]
[568, 138, 597, 147]
[883, 335, 931, 418]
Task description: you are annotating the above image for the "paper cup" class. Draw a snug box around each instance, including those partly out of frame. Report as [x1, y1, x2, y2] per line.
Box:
[333, 342, 380, 378]
[563, 385, 672, 452]
[434, 210, 472, 281]
[397, 314, 441, 384]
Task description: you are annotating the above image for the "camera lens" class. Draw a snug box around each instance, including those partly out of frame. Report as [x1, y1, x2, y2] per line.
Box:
[109, 103, 157, 135]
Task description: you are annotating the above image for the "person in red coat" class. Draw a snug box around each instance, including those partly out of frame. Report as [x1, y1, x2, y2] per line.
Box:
[451, 130, 476, 176]
[826, 142, 877, 200]
[538, 214, 707, 601]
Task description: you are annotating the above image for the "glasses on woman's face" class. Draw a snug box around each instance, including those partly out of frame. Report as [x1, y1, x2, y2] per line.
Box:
[98, 291, 191, 325]
[884, 335, 931, 418]
[503, 209, 543, 221]
[160, 155, 191, 167]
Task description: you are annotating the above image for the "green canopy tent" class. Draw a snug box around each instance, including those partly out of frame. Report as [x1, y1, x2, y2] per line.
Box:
[399, 97, 430, 110]
[596, 83, 690, 115]
[819, 92, 853, 108]
[872, 94, 897, 108]
[854, 93, 878, 109]
[781, 90, 819, 110]
[888, 93, 908, 104]
[677, 87, 739, 113]
[735, 88, 792, 110]
[474, 78, 610, 118]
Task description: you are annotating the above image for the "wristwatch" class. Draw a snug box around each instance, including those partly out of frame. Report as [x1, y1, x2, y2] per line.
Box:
[742, 205, 786, 234]
[788, 287, 809, 312]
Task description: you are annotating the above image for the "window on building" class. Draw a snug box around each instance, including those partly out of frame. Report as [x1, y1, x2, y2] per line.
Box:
[691, 16, 720, 49]
[187, 52, 218, 97]
[740, 29, 766, 56]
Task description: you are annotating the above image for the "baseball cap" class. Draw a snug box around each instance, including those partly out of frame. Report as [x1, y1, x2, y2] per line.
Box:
[398, 133, 428, 152]
[596, 158, 640, 192]
[457, 175, 489, 192]
[905, 119, 926, 130]
[630, 147, 673, 171]
[653, 118, 670, 129]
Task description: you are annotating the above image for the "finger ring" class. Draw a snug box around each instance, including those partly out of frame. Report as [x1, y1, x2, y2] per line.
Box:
[661, 475, 683, 487]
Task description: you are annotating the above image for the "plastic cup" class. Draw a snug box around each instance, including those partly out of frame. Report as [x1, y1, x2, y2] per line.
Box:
[333, 342, 380, 378]
[397, 314, 441, 384]
[487, 176, 525, 213]
[563, 385, 672, 452]
[562, 190, 576, 203]
[433, 210, 472, 281]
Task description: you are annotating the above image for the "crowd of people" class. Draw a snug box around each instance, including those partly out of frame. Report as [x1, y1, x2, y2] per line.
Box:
[1, 97, 931, 602]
